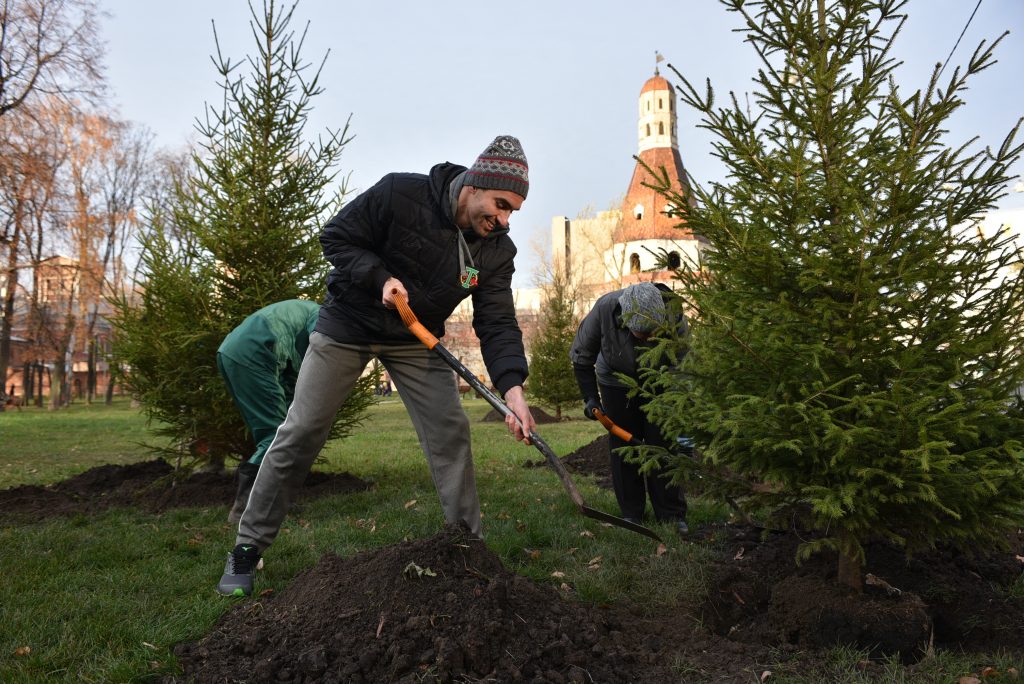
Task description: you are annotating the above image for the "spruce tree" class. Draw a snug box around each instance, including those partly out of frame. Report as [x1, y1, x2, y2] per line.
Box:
[528, 268, 581, 420]
[110, 0, 375, 465]
[642, 0, 1024, 589]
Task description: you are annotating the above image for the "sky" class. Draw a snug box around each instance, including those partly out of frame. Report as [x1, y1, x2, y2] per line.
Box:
[99, 0, 1024, 287]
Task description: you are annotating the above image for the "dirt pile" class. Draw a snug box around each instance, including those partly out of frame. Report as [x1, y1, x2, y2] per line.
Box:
[0, 459, 369, 519]
[170, 524, 728, 683]
[697, 523, 1024, 661]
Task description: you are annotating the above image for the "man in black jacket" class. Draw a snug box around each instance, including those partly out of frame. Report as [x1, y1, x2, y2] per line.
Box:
[218, 136, 537, 596]
[570, 282, 688, 536]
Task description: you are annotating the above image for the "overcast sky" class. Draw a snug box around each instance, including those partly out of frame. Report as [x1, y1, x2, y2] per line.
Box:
[99, 0, 1024, 287]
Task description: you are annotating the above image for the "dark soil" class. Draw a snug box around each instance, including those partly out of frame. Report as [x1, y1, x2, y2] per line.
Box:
[4, 452, 1023, 682]
[0, 459, 370, 520]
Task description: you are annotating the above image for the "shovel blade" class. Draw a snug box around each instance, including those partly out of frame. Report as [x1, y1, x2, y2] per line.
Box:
[581, 506, 663, 542]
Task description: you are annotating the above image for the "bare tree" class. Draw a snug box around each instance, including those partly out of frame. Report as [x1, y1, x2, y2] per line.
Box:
[0, 0, 105, 119]
[62, 111, 151, 402]
[0, 98, 66, 407]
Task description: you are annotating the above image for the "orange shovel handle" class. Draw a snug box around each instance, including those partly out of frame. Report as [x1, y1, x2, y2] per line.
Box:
[391, 289, 439, 349]
[592, 408, 638, 444]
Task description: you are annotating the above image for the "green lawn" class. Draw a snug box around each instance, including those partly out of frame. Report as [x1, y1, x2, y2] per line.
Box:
[1, 398, 1019, 682]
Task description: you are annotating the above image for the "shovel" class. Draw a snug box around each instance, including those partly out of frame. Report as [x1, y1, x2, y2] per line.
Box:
[392, 291, 662, 542]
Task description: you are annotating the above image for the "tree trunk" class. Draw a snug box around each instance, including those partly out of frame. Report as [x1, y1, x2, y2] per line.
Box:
[104, 362, 116, 404]
[49, 359, 62, 410]
[837, 549, 863, 592]
[34, 363, 44, 407]
[0, 227, 21, 412]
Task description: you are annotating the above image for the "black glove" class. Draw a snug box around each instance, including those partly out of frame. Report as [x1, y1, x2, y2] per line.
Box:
[584, 397, 603, 421]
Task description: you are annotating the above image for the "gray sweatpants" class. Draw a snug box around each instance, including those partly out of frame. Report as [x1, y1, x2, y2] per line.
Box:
[237, 331, 479, 550]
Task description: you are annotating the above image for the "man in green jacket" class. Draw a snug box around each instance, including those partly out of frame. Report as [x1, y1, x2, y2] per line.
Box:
[217, 299, 320, 523]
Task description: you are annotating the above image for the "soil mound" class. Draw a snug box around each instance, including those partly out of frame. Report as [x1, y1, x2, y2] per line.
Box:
[0, 459, 370, 519]
[170, 524, 732, 683]
[524, 434, 613, 489]
[481, 406, 560, 424]
[698, 523, 1024, 660]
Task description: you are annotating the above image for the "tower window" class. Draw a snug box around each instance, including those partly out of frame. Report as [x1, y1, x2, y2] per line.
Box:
[630, 253, 641, 273]
[658, 122, 664, 135]
[633, 203, 644, 220]
[645, 124, 651, 136]
[667, 251, 681, 269]
[658, 98, 663, 109]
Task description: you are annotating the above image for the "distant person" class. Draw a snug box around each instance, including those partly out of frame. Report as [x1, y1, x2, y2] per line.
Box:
[218, 135, 537, 596]
[570, 282, 689, 536]
[217, 299, 320, 523]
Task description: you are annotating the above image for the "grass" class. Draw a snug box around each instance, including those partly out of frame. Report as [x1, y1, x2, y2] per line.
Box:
[1, 398, 1021, 682]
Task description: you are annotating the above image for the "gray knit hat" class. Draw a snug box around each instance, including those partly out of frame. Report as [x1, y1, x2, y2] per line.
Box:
[618, 283, 666, 333]
[464, 135, 529, 199]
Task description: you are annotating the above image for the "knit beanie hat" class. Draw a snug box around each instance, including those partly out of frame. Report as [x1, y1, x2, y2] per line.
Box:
[464, 135, 529, 199]
[618, 283, 666, 334]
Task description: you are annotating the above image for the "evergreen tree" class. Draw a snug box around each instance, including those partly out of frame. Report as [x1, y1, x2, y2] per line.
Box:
[528, 267, 581, 420]
[110, 0, 375, 465]
[642, 0, 1024, 589]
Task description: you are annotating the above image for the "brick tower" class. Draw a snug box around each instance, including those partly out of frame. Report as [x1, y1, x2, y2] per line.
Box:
[612, 65, 704, 282]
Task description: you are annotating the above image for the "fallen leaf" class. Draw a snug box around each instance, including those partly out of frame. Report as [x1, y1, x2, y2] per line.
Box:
[760, 670, 772, 682]
[1016, 555, 1024, 565]
[402, 561, 437, 579]
[142, 642, 158, 650]
[14, 646, 31, 657]
[404, 499, 417, 509]
[958, 677, 981, 684]
[734, 547, 745, 560]
[655, 543, 667, 556]
[559, 582, 572, 591]
[579, 530, 594, 538]
[526, 549, 541, 560]
[376, 614, 385, 639]
[587, 563, 601, 571]
[258, 588, 275, 597]
[981, 667, 999, 678]
[1006, 667, 1019, 679]
[551, 571, 566, 578]
[587, 556, 603, 565]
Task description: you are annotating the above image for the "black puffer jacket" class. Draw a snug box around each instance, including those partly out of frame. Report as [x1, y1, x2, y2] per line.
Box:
[316, 162, 528, 395]
[569, 283, 686, 396]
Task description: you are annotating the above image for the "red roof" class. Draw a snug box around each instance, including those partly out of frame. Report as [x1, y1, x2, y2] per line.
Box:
[640, 74, 672, 94]
[615, 147, 699, 242]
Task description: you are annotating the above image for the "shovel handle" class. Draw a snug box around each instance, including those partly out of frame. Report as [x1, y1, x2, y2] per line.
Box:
[392, 290, 439, 349]
[592, 408, 638, 445]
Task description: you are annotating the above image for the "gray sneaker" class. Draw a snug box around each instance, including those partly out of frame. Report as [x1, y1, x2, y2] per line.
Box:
[217, 543, 261, 596]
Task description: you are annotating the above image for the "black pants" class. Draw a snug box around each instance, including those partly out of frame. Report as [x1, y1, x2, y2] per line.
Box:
[600, 383, 687, 522]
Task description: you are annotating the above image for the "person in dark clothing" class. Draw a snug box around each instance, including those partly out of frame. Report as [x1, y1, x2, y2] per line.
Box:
[569, 282, 689, 536]
[217, 299, 320, 524]
[218, 135, 537, 596]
